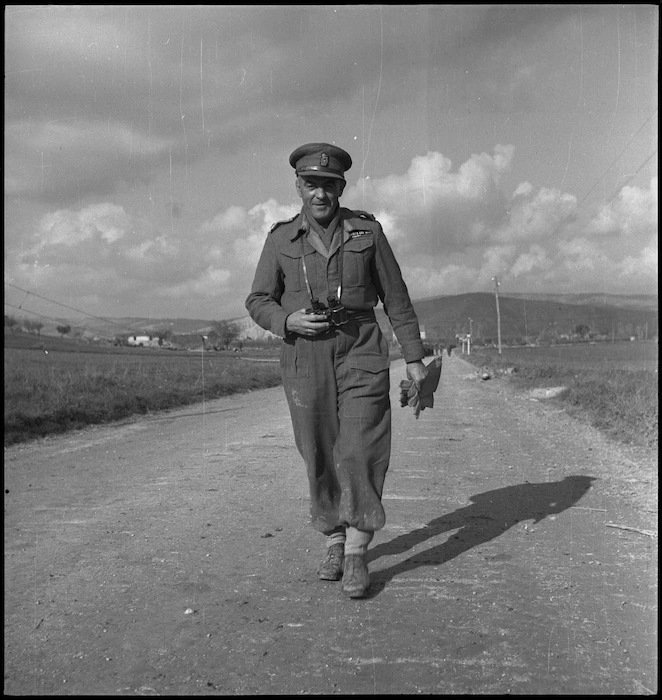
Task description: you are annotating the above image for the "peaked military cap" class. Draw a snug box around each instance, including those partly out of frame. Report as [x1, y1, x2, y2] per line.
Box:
[289, 143, 352, 180]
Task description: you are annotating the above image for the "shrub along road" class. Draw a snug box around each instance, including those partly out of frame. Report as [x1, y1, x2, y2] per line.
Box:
[4, 354, 657, 695]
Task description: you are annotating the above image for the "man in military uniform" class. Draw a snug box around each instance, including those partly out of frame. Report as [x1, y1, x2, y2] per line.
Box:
[246, 143, 427, 598]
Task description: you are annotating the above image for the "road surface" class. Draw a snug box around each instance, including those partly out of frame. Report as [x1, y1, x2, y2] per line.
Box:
[4, 354, 657, 695]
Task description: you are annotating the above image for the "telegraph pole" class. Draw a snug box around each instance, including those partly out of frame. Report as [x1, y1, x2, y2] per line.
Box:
[492, 277, 502, 355]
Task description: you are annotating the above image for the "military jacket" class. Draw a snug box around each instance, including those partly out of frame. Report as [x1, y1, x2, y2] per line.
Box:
[245, 207, 425, 363]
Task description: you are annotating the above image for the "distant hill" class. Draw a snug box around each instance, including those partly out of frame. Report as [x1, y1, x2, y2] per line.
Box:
[231, 315, 277, 342]
[402, 292, 658, 344]
[9, 314, 276, 344]
[11, 293, 656, 345]
[503, 292, 658, 312]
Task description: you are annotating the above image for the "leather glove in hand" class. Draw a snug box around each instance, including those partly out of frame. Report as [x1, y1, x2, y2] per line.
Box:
[399, 356, 443, 419]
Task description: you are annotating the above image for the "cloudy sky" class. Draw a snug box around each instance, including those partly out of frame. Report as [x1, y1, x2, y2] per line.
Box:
[4, 4, 658, 324]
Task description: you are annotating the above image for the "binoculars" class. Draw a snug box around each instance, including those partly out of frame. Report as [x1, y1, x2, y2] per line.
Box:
[305, 296, 349, 327]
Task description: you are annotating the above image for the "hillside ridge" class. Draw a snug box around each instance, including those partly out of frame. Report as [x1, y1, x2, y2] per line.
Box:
[8, 292, 657, 343]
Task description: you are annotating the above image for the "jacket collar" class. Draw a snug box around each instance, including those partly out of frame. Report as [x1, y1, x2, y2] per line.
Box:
[289, 207, 344, 242]
[289, 208, 358, 258]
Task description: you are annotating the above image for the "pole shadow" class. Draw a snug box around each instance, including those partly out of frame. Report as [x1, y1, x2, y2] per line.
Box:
[366, 475, 596, 598]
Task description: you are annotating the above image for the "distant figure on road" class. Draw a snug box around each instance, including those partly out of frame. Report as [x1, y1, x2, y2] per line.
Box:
[246, 142, 428, 598]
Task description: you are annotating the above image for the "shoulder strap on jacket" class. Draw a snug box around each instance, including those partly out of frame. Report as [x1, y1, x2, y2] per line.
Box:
[269, 213, 298, 234]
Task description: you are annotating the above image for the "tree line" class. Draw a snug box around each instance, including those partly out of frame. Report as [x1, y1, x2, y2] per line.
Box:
[5, 314, 45, 336]
[5, 313, 250, 350]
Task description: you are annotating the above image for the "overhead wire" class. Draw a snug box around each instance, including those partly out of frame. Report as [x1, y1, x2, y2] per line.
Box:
[577, 108, 657, 207]
[4, 301, 115, 341]
[4, 282, 139, 335]
[604, 149, 657, 207]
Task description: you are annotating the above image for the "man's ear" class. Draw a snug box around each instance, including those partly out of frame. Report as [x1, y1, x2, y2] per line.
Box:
[295, 177, 303, 198]
[338, 180, 346, 197]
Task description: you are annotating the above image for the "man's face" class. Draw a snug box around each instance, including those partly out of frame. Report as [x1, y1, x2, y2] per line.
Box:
[296, 175, 345, 225]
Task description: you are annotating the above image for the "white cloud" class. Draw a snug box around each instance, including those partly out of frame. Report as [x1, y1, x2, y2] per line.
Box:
[343, 147, 514, 259]
[371, 210, 399, 239]
[36, 202, 130, 247]
[509, 244, 552, 277]
[478, 245, 518, 282]
[342, 149, 656, 298]
[346, 146, 513, 214]
[201, 205, 248, 234]
[18, 203, 184, 292]
[198, 199, 299, 272]
[235, 200, 299, 268]
[586, 177, 657, 239]
[494, 186, 577, 244]
[8, 147, 658, 321]
[513, 182, 534, 198]
[615, 234, 657, 281]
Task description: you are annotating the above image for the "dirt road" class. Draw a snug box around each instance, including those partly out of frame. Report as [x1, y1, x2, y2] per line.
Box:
[4, 354, 657, 695]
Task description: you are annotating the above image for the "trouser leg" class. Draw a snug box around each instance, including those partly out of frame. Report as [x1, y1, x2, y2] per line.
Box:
[281, 322, 392, 534]
[282, 334, 341, 532]
[332, 406, 390, 531]
[334, 322, 391, 532]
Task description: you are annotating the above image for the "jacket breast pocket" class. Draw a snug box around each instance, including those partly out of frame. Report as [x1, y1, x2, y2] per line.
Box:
[280, 251, 316, 292]
[343, 237, 373, 288]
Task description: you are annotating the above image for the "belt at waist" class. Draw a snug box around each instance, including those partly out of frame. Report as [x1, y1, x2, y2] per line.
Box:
[345, 310, 377, 323]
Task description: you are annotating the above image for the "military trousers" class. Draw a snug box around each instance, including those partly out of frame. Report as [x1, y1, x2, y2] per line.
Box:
[281, 318, 392, 534]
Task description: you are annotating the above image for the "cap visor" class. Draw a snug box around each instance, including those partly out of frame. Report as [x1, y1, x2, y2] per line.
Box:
[297, 170, 345, 180]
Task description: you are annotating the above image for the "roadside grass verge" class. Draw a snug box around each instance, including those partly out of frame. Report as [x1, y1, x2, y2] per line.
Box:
[464, 349, 658, 449]
[4, 347, 282, 446]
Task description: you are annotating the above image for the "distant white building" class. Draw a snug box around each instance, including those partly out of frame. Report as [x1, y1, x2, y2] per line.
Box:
[128, 335, 161, 347]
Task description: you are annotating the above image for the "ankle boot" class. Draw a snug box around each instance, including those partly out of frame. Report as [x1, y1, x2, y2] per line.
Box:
[341, 554, 369, 597]
[317, 543, 344, 581]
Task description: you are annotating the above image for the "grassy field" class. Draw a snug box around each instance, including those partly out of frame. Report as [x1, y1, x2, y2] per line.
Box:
[5, 333, 658, 451]
[4, 333, 282, 446]
[463, 341, 658, 449]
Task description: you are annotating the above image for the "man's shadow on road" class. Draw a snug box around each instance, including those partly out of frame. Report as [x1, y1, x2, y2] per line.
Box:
[367, 475, 596, 597]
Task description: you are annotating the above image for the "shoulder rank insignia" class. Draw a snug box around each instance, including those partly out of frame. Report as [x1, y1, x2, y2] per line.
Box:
[269, 213, 298, 233]
[354, 209, 376, 221]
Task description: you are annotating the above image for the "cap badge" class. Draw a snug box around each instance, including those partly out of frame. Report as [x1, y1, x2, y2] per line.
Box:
[320, 152, 329, 167]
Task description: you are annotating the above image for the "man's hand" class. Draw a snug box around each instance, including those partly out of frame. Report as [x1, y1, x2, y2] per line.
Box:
[285, 309, 331, 336]
[406, 360, 427, 393]
[401, 357, 442, 419]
